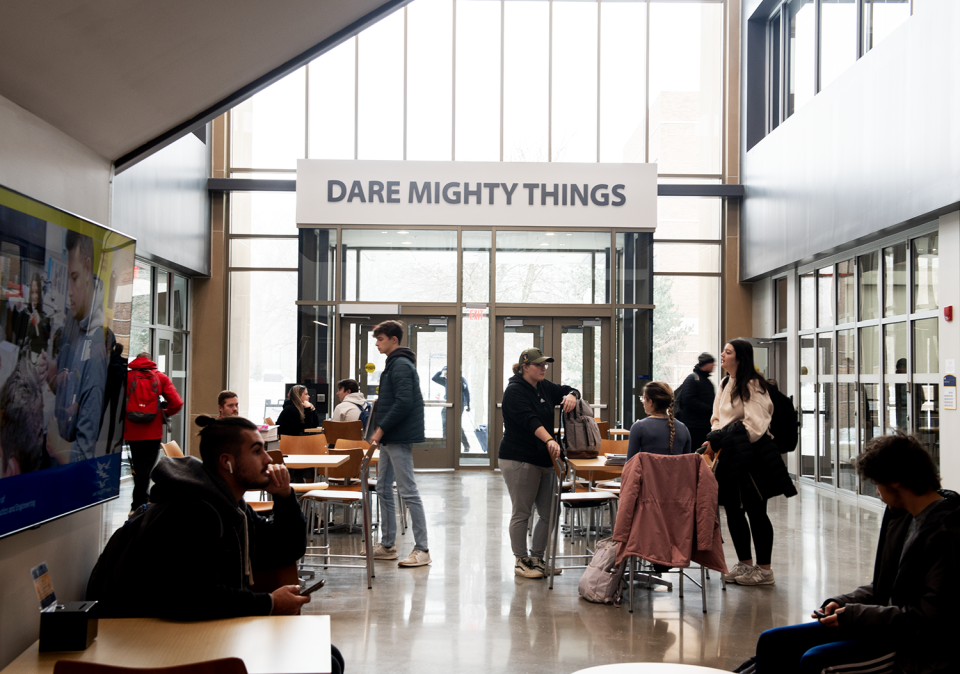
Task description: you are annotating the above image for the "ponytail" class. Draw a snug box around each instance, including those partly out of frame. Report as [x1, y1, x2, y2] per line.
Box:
[511, 363, 522, 376]
[641, 381, 676, 453]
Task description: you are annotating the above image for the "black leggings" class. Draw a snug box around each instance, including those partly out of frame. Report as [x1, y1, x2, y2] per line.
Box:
[724, 498, 774, 565]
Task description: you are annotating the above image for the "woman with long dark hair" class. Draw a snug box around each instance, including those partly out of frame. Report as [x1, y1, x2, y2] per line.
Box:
[276, 384, 320, 437]
[704, 339, 796, 586]
[626, 381, 692, 459]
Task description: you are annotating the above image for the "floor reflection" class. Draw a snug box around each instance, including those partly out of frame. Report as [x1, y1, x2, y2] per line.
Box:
[300, 473, 882, 674]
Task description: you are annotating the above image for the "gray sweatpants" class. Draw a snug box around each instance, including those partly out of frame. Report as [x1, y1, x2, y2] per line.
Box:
[500, 458, 555, 559]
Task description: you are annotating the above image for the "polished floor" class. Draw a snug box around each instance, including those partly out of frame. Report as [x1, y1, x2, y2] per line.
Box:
[105, 471, 884, 674]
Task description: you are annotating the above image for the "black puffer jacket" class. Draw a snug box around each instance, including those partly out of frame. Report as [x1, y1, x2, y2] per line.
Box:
[91, 456, 307, 619]
[705, 420, 797, 506]
[826, 491, 960, 674]
[676, 366, 715, 430]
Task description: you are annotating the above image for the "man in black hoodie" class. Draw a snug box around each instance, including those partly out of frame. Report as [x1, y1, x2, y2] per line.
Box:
[91, 416, 309, 619]
[745, 433, 960, 674]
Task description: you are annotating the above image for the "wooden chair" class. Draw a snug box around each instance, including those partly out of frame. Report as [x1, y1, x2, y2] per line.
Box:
[322, 419, 363, 447]
[54, 658, 248, 674]
[244, 492, 273, 513]
[300, 445, 378, 588]
[278, 434, 328, 455]
[327, 444, 366, 487]
[263, 417, 275, 426]
[596, 420, 610, 440]
[589, 438, 629, 491]
[161, 441, 184, 458]
[544, 453, 618, 588]
[251, 563, 299, 593]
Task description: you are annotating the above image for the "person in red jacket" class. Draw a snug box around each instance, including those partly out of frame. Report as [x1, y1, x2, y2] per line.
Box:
[124, 352, 183, 513]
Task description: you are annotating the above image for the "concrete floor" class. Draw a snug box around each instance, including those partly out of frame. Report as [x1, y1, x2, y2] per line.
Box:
[104, 471, 884, 674]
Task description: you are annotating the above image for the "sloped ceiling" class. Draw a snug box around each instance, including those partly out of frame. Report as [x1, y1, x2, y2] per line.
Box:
[0, 0, 403, 168]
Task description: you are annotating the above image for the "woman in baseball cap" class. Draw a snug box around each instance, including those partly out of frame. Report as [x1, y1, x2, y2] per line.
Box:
[498, 347, 580, 579]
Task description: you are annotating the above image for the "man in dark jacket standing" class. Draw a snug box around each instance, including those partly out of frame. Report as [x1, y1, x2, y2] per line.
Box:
[747, 432, 959, 674]
[675, 352, 715, 451]
[123, 352, 183, 513]
[368, 320, 430, 567]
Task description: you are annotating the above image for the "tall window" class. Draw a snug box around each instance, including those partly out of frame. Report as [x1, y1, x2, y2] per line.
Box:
[794, 225, 939, 497]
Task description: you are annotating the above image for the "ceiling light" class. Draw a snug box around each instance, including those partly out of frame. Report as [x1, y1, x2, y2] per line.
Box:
[313, 321, 327, 326]
[398, 230, 409, 234]
[401, 241, 412, 245]
[545, 233, 555, 236]
[381, 231, 388, 234]
[540, 243, 550, 247]
[566, 233, 573, 236]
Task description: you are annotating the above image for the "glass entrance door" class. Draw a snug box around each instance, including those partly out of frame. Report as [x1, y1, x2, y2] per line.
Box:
[155, 328, 186, 449]
[339, 315, 457, 469]
[492, 315, 610, 465]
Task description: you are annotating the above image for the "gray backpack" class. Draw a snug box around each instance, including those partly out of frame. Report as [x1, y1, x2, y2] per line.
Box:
[562, 397, 602, 459]
[578, 538, 625, 605]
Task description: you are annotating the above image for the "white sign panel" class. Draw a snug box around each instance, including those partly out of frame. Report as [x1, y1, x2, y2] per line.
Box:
[297, 160, 657, 229]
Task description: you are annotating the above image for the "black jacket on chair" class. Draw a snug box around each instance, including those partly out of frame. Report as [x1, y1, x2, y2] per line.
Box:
[705, 421, 797, 507]
[826, 490, 960, 674]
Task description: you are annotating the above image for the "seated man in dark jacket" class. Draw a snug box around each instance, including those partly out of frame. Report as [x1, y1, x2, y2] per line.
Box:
[744, 432, 959, 674]
[90, 415, 309, 619]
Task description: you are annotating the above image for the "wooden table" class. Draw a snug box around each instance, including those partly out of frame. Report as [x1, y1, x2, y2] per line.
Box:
[572, 665, 729, 674]
[283, 455, 350, 470]
[608, 429, 630, 438]
[1, 616, 332, 674]
[569, 456, 626, 484]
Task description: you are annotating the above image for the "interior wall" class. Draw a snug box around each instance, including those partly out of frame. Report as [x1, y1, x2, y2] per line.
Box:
[0, 93, 110, 670]
[740, 0, 960, 280]
[112, 130, 211, 277]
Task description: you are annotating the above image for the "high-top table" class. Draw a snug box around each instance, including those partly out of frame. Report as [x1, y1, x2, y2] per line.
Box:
[1, 616, 332, 674]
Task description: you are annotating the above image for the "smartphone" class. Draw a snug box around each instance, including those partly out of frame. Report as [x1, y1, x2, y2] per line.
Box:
[301, 578, 326, 596]
[813, 609, 827, 620]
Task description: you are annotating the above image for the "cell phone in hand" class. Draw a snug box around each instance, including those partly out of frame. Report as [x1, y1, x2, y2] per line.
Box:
[814, 609, 827, 620]
[301, 578, 326, 596]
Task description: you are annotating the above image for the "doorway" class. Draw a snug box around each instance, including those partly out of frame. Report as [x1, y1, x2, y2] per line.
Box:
[339, 314, 457, 469]
[492, 315, 611, 464]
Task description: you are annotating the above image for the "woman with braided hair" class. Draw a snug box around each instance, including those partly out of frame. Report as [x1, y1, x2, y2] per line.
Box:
[626, 381, 692, 460]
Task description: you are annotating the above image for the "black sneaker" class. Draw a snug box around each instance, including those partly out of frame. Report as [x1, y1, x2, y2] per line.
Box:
[514, 556, 543, 578]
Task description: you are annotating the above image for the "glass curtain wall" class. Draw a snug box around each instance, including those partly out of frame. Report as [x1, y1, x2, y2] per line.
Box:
[124, 260, 190, 468]
[794, 226, 939, 497]
[222, 0, 726, 457]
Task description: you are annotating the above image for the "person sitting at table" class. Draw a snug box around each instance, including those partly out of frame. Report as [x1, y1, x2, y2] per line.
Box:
[276, 384, 321, 437]
[88, 415, 346, 673]
[626, 381, 692, 460]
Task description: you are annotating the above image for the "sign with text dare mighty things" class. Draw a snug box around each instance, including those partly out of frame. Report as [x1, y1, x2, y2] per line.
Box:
[297, 160, 657, 228]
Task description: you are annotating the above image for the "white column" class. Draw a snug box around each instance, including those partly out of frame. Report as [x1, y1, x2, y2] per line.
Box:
[938, 210, 960, 489]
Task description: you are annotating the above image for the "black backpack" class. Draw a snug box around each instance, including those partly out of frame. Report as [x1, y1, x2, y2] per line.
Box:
[86, 504, 158, 605]
[720, 377, 798, 453]
[766, 382, 799, 453]
[672, 383, 684, 419]
[354, 401, 372, 432]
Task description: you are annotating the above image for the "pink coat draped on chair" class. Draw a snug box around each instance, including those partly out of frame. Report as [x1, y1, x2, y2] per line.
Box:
[612, 452, 727, 573]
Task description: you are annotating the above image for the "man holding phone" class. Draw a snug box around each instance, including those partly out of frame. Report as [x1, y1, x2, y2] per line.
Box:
[90, 415, 310, 618]
[742, 433, 959, 674]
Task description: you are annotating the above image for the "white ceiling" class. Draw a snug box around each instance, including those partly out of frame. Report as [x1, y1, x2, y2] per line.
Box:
[0, 0, 399, 165]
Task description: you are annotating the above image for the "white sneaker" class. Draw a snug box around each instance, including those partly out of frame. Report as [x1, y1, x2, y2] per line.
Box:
[534, 557, 562, 576]
[721, 562, 753, 583]
[398, 549, 432, 567]
[372, 544, 398, 560]
[736, 566, 775, 586]
[514, 556, 543, 578]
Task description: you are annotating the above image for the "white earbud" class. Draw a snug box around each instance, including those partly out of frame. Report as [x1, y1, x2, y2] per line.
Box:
[227, 461, 233, 474]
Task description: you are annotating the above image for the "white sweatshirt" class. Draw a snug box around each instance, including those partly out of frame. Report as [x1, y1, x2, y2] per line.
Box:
[710, 377, 773, 444]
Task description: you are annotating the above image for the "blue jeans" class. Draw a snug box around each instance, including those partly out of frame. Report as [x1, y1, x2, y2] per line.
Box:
[378, 443, 429, 551]
[757, 622, 894, 674]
